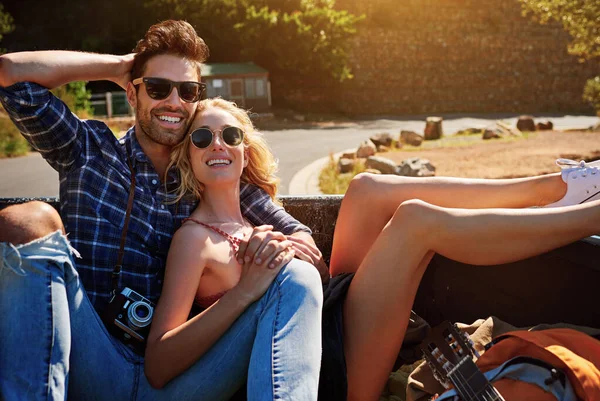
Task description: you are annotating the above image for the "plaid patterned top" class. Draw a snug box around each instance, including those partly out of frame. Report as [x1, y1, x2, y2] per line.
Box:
[0, 82, 310, 312]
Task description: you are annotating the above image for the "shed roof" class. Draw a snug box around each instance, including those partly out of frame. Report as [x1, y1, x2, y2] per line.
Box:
[201, 62, 268, 77]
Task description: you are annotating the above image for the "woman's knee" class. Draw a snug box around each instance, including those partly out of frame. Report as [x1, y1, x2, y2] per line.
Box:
[347, 173, 387, 199]
[0, 201, 64, 244]
[278, 259, 323, 307]
[389, 199, 443, 235]
[348, 172, 413, 194]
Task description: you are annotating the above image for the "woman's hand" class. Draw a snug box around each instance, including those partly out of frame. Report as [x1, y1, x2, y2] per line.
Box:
[233, 237, 295, 303]
[237, 225, 288, 265]
[287, 233, 330, 284]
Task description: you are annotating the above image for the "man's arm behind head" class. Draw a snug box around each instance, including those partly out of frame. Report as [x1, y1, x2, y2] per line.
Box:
[0, 51, 133, 89]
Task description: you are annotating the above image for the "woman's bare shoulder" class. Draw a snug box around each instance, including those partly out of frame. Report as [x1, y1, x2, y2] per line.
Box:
[174, 220, 216, 243]
[167, 222, 219, 267]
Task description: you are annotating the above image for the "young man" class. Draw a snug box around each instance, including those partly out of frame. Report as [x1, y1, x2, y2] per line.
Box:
[0, 20, 324, 400]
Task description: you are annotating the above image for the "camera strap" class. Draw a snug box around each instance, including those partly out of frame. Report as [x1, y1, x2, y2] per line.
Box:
[111, 154, 136, 298]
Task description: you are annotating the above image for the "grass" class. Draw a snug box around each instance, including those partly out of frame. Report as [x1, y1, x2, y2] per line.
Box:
[319, 154, 367, 194]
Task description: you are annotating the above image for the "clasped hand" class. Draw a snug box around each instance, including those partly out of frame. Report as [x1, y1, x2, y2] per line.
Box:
[233, 226, 330, 302]
[233, 225, 296, 303]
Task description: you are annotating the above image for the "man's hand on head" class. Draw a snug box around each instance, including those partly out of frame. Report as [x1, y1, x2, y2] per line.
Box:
[114, 53, 135, 90]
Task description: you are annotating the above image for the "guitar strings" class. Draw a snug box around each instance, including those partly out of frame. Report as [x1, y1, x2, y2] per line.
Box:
[452, 368, 477, 400]
[452, 367, 500, 401]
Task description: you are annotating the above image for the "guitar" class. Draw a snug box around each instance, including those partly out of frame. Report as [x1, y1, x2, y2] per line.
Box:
[420, 321, 505, 401]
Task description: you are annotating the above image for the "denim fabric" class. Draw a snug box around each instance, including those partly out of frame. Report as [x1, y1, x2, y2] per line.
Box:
[0, 231, 323, 401]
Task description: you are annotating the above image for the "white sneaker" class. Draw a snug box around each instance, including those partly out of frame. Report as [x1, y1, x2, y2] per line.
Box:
[545, 158, 600, 207]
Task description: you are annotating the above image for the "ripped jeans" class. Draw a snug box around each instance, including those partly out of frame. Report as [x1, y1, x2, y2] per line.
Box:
[0, 231, 323, 401]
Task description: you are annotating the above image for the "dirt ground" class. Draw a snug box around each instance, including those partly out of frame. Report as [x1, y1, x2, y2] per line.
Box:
[381, 131, 600, 179]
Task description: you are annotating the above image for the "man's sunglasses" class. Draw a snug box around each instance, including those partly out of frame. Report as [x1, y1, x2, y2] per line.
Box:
[132, 77, 207, 103]
[190, 126, 245, 149]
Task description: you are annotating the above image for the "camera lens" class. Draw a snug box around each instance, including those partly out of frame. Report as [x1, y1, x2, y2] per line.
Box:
[128, 301, 153, 329]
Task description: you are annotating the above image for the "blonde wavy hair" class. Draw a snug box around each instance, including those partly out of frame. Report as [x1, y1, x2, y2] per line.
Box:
[167, 98, 280, 204]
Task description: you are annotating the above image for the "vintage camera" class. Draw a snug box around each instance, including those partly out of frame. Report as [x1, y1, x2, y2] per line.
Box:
[102, 287, 155, 355]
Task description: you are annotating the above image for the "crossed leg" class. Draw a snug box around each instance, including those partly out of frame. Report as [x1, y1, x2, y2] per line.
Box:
[330, 172, 566, 275]
[329, 173, 600, 400]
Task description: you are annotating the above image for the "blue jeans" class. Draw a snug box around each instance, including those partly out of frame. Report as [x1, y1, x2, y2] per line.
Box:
[0, 231, 323, 401]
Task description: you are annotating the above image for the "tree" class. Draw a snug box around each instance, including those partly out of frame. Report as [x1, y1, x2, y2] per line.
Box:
[52, 82, 94, 118]
[144, 0, 363, 82]
[519, 0, 600, 112]
[0, 3, 14, 53]
[520, 0, 599, 60]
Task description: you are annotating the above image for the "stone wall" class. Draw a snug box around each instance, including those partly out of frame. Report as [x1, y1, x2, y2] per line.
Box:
[271, 0, 599, 115]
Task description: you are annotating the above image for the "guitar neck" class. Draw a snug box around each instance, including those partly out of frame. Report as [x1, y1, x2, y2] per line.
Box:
[448, 357, 505, 401]
[421, 321, 505, 401]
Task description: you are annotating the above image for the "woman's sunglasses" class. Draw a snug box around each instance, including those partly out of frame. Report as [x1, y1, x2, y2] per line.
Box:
[190, 126, 245, 149]
[132, 77, 207, 103]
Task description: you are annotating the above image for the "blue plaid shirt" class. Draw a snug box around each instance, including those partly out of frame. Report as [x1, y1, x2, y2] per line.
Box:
[0, 82, 310, 312]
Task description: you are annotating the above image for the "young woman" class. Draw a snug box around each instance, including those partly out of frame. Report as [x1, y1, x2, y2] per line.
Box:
[148, 97, 600, 401]
[141, 98, 323, 400]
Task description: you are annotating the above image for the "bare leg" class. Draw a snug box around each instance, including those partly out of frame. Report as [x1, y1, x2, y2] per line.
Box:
[330, 172, 567, 275]
[0, 201, 64, 244]
[343, 199, 600, 401]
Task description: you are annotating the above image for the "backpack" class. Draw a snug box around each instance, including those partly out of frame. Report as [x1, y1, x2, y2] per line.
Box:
[476, 328, 600, 401]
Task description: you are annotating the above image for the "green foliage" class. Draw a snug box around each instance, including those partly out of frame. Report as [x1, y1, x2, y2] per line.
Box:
[583, 75, 600, 113]
[144, 0, 363, 82]
[520, 0, 600, 111]
[0, 3, 14, 53]
[0, 115, 30, 158]
[51, 82, 94, 118]
[519, 0, 600, 61]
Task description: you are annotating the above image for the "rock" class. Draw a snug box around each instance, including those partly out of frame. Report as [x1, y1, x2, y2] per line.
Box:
[397, 157, 436, 177]
[369, 133, 393, 148]
[293, 114, 306, 122]
[365, 156, 398, 175]
[482, 129, 501, 140]
[340, 151, 356, 160]
[395, 141, 404, 149]
[496, 121, 522, 137]
[377, 145, 390, 153]
[364, 168, 382, 175]
[356, 140, 377, 158]
[424, 117, 443, 140]
[337, 158, 356, 174]
[516, 115, 536, 132]
[400, 130, 423, 147]
[481, 121, 521, 139]
[455, 128, 483, 136]
[536, 121, 554, 131]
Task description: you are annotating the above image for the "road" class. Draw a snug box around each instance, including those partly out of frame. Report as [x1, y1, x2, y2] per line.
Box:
[1, 114, 598, 197]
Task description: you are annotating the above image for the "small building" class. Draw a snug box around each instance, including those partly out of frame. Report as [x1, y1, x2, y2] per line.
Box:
[202, 62, 271, 112]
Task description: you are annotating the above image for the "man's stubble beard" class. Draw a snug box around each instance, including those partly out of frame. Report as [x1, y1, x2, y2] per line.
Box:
[136, 104, 190, 147]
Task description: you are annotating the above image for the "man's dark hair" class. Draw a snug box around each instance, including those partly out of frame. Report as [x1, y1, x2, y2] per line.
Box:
[131, 20, 209, 81]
